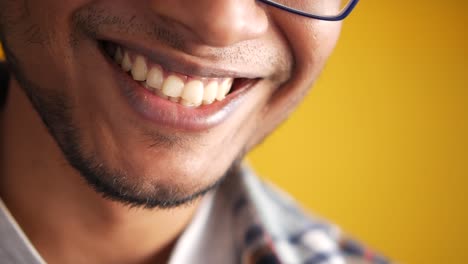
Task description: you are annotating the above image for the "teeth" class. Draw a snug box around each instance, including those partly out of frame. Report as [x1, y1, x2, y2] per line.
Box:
[203, 81, 218, 105]
[121, 52, 132, 72]
[117, 49, 236, 108]
[154, 89, 168, 100]
[146, 67, 164, 90]
[114, 47, 123, 64]
[181, 80, 204, 107]
[216, 79, 233, 101]
[162, 75, 185, 98]
[169, 97, 180, 103]
[131, 56, 147, 81]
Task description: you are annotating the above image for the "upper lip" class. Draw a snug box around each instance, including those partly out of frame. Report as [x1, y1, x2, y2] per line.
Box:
[100, 37, 263, 80]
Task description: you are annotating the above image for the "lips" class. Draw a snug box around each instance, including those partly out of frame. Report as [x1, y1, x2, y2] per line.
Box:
[114, 45, 235, 107]
[100, 41, 259, 131]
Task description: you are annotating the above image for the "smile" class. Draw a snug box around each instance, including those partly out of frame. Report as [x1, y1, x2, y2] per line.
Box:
[100, 41, 259, 131]
[114, 45, 235, 107]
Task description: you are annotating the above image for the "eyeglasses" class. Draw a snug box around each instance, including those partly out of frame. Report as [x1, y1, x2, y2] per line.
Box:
[258, 0, 359, 21]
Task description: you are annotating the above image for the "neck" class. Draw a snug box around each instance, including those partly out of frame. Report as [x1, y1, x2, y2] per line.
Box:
[0, 79, 200, 264]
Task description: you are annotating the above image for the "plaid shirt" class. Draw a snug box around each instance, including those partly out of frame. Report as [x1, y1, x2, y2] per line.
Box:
[169, 165, 391, 264]
[0, 165, 391, 264]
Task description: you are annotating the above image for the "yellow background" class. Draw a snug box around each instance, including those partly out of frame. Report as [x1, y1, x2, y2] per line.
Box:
[1, 1, 466, 263]
[249, 1, 467, 264]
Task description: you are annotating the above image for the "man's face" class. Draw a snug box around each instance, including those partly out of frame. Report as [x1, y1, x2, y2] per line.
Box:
[0, 0, 341, 208]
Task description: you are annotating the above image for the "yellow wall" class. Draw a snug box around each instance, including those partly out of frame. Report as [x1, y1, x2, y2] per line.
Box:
[1, 1, 466, 263]
[249, 1, 467, 263]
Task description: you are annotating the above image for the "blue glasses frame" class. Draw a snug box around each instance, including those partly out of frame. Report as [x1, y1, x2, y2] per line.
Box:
[258, 0, 360, 21]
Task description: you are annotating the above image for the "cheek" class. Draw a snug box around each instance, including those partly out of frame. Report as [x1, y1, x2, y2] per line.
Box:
[0, 0, 89, 81]
[246, 15, 342, 150]
[287, 18, 342, 76]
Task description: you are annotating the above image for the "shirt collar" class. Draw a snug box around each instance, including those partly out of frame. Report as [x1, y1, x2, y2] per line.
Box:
[0, 165, 388, 264]
[0, 198, 45, 264]
[169, 165, 347, 264]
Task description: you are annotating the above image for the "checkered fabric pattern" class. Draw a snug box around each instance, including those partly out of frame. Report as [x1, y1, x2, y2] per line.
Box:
[225, 166, 391, 264]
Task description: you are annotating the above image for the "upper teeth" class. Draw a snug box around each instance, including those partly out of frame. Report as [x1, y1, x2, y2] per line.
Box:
[114, 46, 234, 107]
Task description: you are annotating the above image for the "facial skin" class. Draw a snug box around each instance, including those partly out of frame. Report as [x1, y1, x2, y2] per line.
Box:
[0, 1, 343, 263]
[0, 0, 340, 208]
[0, 0, 342, 208]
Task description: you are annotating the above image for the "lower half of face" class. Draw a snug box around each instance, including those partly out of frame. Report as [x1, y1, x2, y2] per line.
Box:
[0, 0, 341, 208]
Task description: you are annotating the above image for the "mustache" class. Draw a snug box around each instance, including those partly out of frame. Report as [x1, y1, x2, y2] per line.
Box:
[71, 4, 292, 84]
[73, 6, 187, 51]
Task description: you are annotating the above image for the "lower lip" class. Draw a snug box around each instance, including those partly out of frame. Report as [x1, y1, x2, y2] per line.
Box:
[100, 47, 257, 132]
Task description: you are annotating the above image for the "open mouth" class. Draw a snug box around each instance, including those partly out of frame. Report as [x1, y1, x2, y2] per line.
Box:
[101, 41, 255, 108]
[98, 40, 260, 131]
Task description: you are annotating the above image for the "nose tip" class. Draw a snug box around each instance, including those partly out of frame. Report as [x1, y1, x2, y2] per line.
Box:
[189, 3, 269, 47]
[151, 0, 269, 47]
